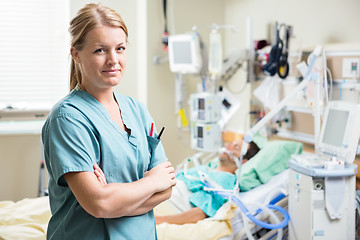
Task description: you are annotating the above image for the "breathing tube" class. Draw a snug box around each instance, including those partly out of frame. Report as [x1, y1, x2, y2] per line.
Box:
[232, 195, 289, 229]
[184, 149, 290, 235]
[212, 190, 289, 230]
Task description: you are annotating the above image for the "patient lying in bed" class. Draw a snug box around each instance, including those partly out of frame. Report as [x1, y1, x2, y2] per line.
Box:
[154, 139, 260, 225]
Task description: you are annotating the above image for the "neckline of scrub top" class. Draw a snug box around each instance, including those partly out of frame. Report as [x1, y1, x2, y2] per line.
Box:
[74, 88, 133, 141]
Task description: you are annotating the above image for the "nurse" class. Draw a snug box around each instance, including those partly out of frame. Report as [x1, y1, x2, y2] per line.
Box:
[42, 3, 176, 239]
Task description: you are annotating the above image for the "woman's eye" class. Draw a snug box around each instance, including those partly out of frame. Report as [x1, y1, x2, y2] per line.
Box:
[94, 48, 104, 53]
[117, 46, 125, 51]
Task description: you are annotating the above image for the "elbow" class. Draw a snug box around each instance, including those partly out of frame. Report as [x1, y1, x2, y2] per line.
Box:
[83, 199, 128, 219]
[89, 206, 107, 219]
[83, 199, 109, 218]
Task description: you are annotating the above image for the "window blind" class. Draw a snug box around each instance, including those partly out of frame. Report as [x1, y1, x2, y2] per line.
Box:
[0, 0, 70, 110]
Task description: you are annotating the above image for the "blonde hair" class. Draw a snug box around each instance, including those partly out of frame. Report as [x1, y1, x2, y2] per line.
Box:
[69, 3, 128, 91]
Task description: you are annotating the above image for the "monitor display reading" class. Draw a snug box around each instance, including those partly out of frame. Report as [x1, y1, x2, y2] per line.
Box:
[198, 98, 205, 110]
[172, 41, 192, 64]
[322, 109, 349, 147]
[197, 126, 203, 138]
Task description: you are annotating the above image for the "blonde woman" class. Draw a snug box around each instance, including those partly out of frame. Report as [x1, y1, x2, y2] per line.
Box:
[42, 3, 176, 239]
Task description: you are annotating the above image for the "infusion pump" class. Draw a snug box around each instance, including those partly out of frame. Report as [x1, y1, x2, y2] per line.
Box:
[189, 92, 222, 152]
[189, 91, 240, 152]
[190, 122, 221, 152]
[190, 92, 221, 123]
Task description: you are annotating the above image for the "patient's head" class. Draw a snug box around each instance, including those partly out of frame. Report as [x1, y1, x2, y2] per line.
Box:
[218, 139, 260, 173]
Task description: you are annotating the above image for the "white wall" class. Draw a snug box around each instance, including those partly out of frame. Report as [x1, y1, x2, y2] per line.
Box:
[225, 0, 360, 48]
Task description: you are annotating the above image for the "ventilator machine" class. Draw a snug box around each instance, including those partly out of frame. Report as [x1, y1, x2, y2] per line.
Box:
[288, 100, 360, 240]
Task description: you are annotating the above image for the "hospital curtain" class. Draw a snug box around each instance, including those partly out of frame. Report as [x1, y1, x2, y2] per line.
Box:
[0, 0, 70, 111]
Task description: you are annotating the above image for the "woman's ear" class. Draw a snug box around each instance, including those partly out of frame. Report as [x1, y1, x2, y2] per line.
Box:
[70, 47, 80, 63]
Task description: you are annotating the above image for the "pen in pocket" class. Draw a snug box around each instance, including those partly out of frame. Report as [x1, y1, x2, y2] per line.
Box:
[150, 123, 154, 137]
[157, 127, 165, 140]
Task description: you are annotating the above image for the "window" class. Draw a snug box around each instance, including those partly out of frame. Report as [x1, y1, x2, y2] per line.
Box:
[0, 0, 70, 111]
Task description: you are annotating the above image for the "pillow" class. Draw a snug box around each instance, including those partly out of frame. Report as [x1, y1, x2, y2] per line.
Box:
[238, 140, 303, 191]
[252, 132, 268, 149]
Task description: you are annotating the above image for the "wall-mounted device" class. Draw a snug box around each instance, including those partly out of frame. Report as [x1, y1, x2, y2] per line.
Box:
[168, 33, 203, 74]
[190, 122, 221, 152]
[190, 92, 221, 123]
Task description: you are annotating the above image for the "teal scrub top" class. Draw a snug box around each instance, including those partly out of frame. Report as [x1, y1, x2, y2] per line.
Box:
[42, 87, 167, 240]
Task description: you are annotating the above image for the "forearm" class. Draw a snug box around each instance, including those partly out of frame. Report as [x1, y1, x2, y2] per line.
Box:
[155, 207, 208, 225]
[98, 178, 159, 217]
[127, 187, 173, 216]
[66, 172, 159, 218]
[65, 161, 176, 219]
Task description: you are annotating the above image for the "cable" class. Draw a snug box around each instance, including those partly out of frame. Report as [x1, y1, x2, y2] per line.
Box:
[224, 77, 248, 95]
[162, 0, 169, 51]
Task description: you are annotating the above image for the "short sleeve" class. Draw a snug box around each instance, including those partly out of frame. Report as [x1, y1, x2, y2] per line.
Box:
[43, 113, 100, 187]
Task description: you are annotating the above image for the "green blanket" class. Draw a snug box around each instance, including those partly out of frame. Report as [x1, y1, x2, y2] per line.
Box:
[238, 140, 303, 191]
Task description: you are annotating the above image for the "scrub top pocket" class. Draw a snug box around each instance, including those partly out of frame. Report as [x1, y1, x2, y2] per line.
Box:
[146, 135, 161, 170]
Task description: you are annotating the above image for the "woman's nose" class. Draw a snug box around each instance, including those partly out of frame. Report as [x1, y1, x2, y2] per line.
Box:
[107, 51, 118, 65]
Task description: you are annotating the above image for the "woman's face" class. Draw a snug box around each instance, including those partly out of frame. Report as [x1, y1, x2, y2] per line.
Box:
[71, 25, 127, 91]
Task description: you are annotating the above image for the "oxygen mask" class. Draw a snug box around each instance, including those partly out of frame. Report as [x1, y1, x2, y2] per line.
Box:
[219, 147, 239, 166]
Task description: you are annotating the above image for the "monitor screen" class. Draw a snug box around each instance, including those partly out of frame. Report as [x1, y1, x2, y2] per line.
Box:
[172, 41, 192, 64]
[322, 109, 349, 147]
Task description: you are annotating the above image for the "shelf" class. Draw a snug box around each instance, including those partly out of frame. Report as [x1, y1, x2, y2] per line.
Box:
[0, 120, 45, 135]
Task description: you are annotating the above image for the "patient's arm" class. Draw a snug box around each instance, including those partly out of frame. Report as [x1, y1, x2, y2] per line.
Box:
[64, 161, 176, 219]
[155, 207, 208, 225]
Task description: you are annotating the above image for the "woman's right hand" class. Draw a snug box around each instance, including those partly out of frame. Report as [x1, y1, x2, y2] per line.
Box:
[144, 161, 176, 192]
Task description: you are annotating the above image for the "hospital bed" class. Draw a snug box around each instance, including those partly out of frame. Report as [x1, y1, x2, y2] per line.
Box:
[155, 170, 289, 240]
[0, 140, 301, 240]
[155, 140, 303, 240]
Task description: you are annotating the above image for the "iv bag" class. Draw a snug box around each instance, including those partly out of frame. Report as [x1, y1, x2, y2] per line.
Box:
[208, 29, 222, 80]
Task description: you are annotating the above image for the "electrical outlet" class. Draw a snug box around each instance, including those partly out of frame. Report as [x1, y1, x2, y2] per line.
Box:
[342, 58, 360, 78]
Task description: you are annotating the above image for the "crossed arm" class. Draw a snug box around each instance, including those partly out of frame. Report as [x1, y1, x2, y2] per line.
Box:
[64, 161, 176, 219]
[93, 164, 208, 225]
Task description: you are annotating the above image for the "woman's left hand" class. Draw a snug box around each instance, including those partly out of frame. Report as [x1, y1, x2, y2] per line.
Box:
[93, 163, 107, 185]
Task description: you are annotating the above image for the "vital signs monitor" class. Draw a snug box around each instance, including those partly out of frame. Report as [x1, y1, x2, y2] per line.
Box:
[168, 33, 203, 74]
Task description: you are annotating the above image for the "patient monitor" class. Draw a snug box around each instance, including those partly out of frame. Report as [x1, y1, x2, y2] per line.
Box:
[168, 33, 203, 74]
